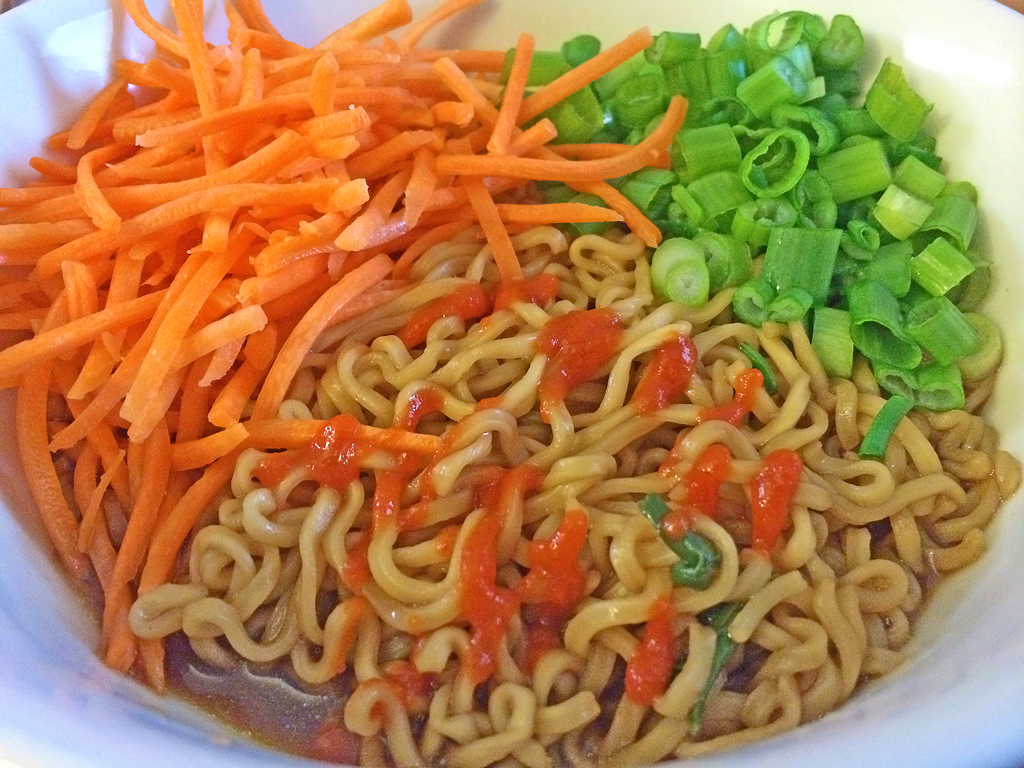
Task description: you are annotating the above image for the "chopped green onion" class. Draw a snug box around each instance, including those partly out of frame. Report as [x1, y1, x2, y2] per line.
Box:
[881, 134, 942, 171]
[677, 123, 743, 179]
[767, 286, 814, 322]
[647, 31, 703, 67]
[914, 362, 965, 411]
[736, 55, 808, 120]
[789, 169, 838, 229]
[693, 97, 754, 129]
[665, 55, 712, 107]
[858, 394, 914, 460]
[670, 184, 707, 228]
[739, 127, 812, 197]
[958, 313, 1003, 381]
[708, 23, 748, 56]
[872, 185, 933, 240]
[800, 75, 827, 103]
[770, 104, 840, 156]
[918, 193, 978, 252]
[812, 307, 854, 377]
[561, 34, 601, 68]
[542, 84, 605, 144]
[834, 109, 885, 139]
[864, 58, 932, 142]
[669, 532, 721, 589]
[732, 276, 777, 326]
[651, 237, 710, 307]
[847, 279, 922, 369]
[705, 51, 747, 100]
[731, 197, 798, 247]
[694, 231, 752, 293]
[905, 295, 978, 366]
[536, 181, 576, 204]
[841, 219, 881, 260]
[871, 361, 917, 399]
[686, 170, 753, 219]
[823, 67, 862, 97]
[862, 240, 912, 297]
[947, 252, 991, 312]
[620, 168, 678, 220]
[639, 493, 670, 529]
[817, 139, 892, 204]
[892, 155, 947, 202]
[501, 49, 569, 86]
[689, 602, 744, 734]
[942, 180, 979, 204]
[739, 341, 779, 394]
[910, 236, 975, 296]
[815, 14, 864, 70]
[594, 51, 647, 100]
[612, 65, 670, 129]
[763, 226, 843, 304]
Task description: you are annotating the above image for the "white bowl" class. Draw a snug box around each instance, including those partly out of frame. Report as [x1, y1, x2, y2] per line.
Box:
[1, 1, 1023, 766]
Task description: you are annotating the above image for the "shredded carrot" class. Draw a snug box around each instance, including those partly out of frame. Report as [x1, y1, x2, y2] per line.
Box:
[488, 34, 535, 156]
[0, 0, 686, 689]
[518, 28, 655, 123]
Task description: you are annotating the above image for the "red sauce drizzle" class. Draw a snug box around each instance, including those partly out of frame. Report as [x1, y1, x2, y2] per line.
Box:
[395, 386, 445, 431]
[340, 532, 371, 594]
[535, 308, 622, 423]
[399, 283, 493, 348]
[661, 443, 733, 538]
[747, 449, 804, 555]
[459, 465, 544, 683]
[382, 659, 439, 712]
[697, 368, 763, 425]
[521, 608, 565, 674]
[631, 334, 698, 414]
[517, 508, 589, 611]
[494, 273, 560, 311]
[624, 594, 677, 705]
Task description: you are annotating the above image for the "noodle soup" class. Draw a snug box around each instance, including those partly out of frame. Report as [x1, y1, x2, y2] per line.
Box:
[0, 1, 1023, 767]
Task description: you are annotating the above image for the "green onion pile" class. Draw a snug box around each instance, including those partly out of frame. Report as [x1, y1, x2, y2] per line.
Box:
[512, 10, 1002, 457]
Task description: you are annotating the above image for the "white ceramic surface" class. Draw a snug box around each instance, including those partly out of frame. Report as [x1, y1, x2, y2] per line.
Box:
[0, 1, 1022, 766]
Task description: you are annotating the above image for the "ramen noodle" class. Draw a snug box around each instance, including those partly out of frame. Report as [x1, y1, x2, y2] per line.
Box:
[130, 225, 1020, 766]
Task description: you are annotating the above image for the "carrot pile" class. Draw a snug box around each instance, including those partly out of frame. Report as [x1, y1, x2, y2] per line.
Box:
[0, 0, 685, 687]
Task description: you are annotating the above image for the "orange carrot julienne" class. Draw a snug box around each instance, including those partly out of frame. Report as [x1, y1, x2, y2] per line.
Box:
[488, 33, 535, 156]
[462, 175, 522, 283]
[437, 95, 687, 183]
[334, 167, 412, 251]
[397, 0, 482, 47]
[402, 147, 438, 228]
[518, 27, 655, 123]
[252, 253, 393, 419]
[245, 418, 441, 453]
[169, 423, 250, 471]
[315, 0, 413, 49]
[75, 149, 122, 233]
[67, 78, 131, 151]
[494, 202, 625, 225]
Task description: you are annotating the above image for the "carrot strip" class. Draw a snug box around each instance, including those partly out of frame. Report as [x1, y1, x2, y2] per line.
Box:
[437, 96, 687, 183]
[252, 253, 393, 419]
[402, 147, 438, 229]
[397, 0, 482, 47]
[431, 57, 500, 128]
[345, 130, 438, 180]
[431, 100, 474, 127]
[208, 323, 279, 428]
[0, 291, 165, 384]
[67, 77, 130, 151]
[505, 118, 559, 157]
[311, 53, 342, 117]
[119, 0, 188, 58]
[548, 142, 634, 159]
[494, 202, 625, 225]
[33, 180, 339, 277]
[235, 0, 282, 36]
[488, 34, 534, 156]
[77, 449, 125, 554]
[576, 179, 663, 248]
[139, 448, 242, 592]
[461, 176, 522, 283]
[245, 418, 440, 453]
[518, 28, 655, 123]
[75, 149, 123, 233]
[412, 48, 507, 72]
[169, 423, 249, 471]
[334, 167, 412, 251]
[241, 253, 331, 305]
[315, 0, 413, 48]
[120, 230, 257, 440]
[172, 305, 269, 372]
[15, 363, 90, 580]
